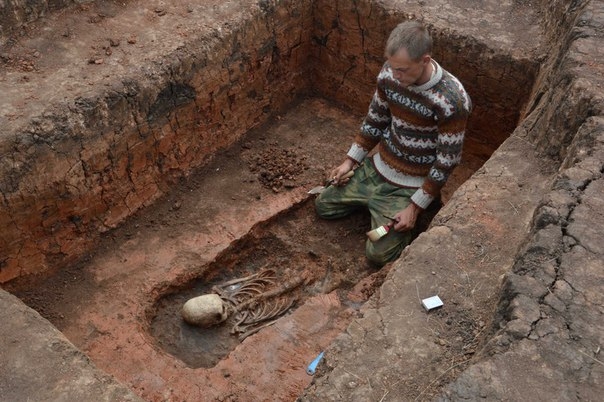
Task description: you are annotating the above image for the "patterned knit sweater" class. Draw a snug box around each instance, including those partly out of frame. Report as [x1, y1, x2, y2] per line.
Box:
[347, 60, 471, 209]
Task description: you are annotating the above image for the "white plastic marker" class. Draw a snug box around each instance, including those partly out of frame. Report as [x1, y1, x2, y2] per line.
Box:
[421, 295, 444, 311]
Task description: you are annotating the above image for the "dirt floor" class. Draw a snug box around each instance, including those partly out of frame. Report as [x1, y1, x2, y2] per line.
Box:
[4, 97, 486, 401]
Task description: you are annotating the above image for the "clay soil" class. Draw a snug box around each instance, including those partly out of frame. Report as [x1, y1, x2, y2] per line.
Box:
[4, 96, 487, 401]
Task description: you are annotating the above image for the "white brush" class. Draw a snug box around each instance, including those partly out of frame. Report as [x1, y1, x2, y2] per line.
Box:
[366, 220, 394, 242]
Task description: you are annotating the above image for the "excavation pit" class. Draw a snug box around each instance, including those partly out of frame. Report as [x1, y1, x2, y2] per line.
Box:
[149, 200, 373, 369]
[3, 93, 514, 400]
[1, 0, 534, 398]
[3, 0, 603, 401]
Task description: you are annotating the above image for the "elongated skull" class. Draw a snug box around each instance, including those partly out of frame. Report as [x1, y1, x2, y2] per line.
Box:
[181, 294, 229, 327]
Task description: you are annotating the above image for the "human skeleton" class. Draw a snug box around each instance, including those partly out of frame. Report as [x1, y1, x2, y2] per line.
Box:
[182, 269, 308, 340]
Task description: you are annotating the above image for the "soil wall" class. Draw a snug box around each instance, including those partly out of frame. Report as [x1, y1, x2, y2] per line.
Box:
[0, 0, 537, 283]
[522, 0, 599, 161]
[439, 0, 604, 398]
[0, 0, 314, 282]
[309, 0, 540, 161]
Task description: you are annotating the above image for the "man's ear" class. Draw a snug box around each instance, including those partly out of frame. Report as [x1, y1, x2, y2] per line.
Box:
[420, 54, 431, 66]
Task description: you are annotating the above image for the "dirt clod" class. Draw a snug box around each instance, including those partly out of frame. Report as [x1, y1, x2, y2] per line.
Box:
[245, 146, 310, 192]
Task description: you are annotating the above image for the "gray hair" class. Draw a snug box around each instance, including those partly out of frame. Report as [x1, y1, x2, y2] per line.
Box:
[385, 21, 432, 60]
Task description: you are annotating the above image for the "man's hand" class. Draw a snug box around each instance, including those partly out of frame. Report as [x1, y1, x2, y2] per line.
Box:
[329, 159, 356, 186]
[392, 203, 422, 232]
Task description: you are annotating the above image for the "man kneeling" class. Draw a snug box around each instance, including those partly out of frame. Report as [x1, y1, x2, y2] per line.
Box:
[315, 21, 471, 266]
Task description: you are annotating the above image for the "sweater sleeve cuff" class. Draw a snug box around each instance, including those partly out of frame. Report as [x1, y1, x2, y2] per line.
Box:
[411, 189, 434, 210]
[346, 143, 369, 163]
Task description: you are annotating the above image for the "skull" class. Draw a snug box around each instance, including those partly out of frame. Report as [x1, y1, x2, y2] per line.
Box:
[181, 293, 229, 327]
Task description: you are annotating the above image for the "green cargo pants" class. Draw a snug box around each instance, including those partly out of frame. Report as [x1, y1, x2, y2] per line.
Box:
[314, 159, 416, 266]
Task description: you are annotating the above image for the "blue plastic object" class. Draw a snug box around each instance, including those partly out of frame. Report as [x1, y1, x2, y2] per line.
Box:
[306, 351, 325, 375]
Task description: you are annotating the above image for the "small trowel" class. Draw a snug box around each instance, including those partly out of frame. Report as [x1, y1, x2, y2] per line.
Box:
[307, 170, 355, 194]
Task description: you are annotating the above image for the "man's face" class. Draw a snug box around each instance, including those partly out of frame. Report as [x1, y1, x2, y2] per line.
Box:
[387, 48, 430, 87]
